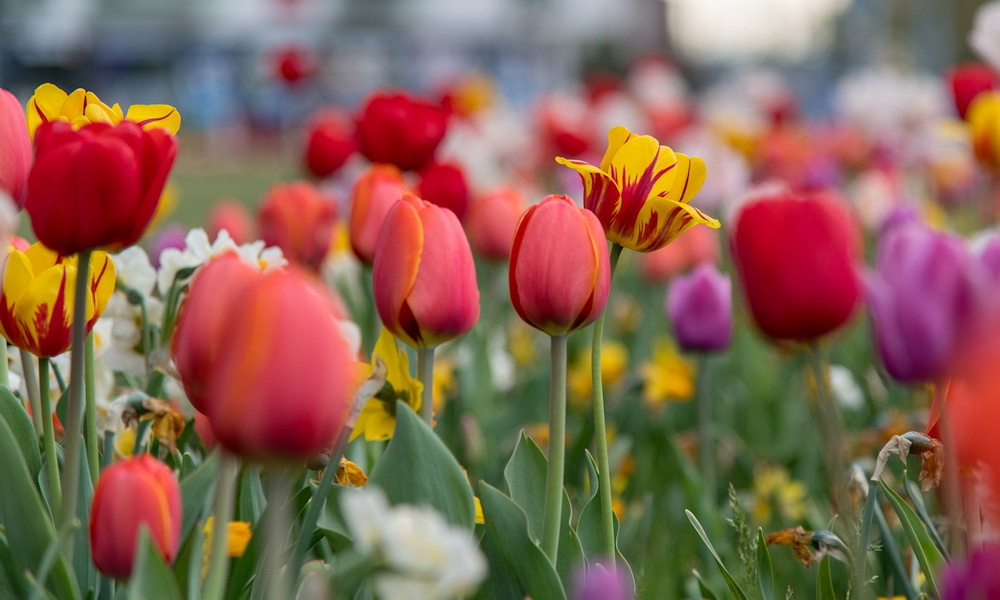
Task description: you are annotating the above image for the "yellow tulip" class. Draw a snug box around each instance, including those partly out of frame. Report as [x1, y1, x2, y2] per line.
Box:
[25, 83, 180, 140]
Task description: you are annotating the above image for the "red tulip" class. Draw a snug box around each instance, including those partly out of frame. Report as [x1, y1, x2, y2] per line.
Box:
[207, 199, 253, 245]
[948, 63, 999, 120]
[466, 187, 525, 261]
[204, 268, 354, 461]
[730, 188, 861, 341]
[303, 109, 356, 178]
[25, 120, 177, 255]
[373, 193, 479, 348]
[90, 455, 181, 579]
[416, 162, 469, 219]
[258, 181, 337, 272]
[355, 91, 448, 172]
[272, 45, 315, 85]
[349, 164, 406, 265]
[509, 195, 610, 336]
[0, 88, 31, 206]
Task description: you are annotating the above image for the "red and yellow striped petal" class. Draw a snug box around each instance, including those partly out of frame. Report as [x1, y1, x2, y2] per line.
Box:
[125, 104, 181, 135]
[599, 125, 635, 173]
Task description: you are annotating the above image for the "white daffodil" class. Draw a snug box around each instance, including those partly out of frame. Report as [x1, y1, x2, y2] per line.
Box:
[971, 2, 1000, 73]
[111, 246, 156, 297]
[157, 228, 286, 295]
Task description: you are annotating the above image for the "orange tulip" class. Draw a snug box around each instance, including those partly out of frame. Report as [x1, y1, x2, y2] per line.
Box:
[466, 187, 525, 261]
[373, 193, 479, 348]
[349, 164, 406, 265]
[207, 199, 253, 245]
[258, 181, 337, 272]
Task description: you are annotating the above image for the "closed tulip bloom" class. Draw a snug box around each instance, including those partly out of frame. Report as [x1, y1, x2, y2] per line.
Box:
[258, 181, 336, 272]
[0, 88, 31, 206]
[509, 195, 610, 336]
[466, 186, 525, 261]
[0, 242, 115, 357]
[416, 162, 470, 219]
[968, 90, 1000, 172]
[666, 263, 732, 352]
[207, 200, 253, 245]
[867, 225, 986, 384]
[948, 63, 999, 119]
[556, 125, 720, 252]
[349, 164, 406, 265]
[355, 91, 449, 172]
[90, 455, 181, 579]
[731, 188, 862, 341]
[373, 193, 479, 348]
[204, 268, 355, 461]
[303, 109, 356, 178]
[25, 120, 177, 255]
[26, 83, 180, 139]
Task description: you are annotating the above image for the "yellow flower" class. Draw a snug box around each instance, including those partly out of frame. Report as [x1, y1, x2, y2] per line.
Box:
[968, 91, 1000, 172]
[474, 496, 485, 525]
[202, 516, 253, 576]
[567, 340, 629, 406]
[556, 125, 720, 253]
[0, 242, 116, 357]
[114, 426, 136, 460]
[752, 464, 807, 523]
[350, 329, 423, 441]
[26, 83, 181, 140]
[433, 356, 457, 412]
[507, 319, 537, 367]
[639, 340, 695, 407]
[335, 458, 369, 487]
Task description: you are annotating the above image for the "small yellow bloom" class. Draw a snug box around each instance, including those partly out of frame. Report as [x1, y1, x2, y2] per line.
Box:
[639, 340, 695, 407]
[432, 356, 457, 412]
[202, 516, 253, 576]
[114, 426, 137, 460]
[507, 320, 537, 367]
[351, 329, 423, 441]
[474, 496, 485, 525]
[26, 83, 181, 139]
[335, 458, 369, 487]
[567, 340, 629, 406]
[752, 464, 807, 523]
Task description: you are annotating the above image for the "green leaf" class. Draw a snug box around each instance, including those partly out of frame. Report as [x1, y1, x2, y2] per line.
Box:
[0, 386, 41, 480]
[575, 452, 635, 596]
[180, 452, 218, 541]
[235, 463, 265, 523]
[0, 532, 25, 599]
[902, 476, 948, 557]
[815, 556, 836, 600]
[879, 479, 944, 596]
[474, 482, 565, 600]
[70, 446, 98, 597]
[756, 529, 774, 600]
[126, 529, 183, 600]
[693, 570, 721, 600]
[368, 401, 474, 528]
[685, 510, 749, 600]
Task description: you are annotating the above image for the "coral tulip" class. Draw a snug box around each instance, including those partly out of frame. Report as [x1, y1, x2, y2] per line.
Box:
[25, 120, 177, 255]
[557, 125, 720, 252]
[948, 63, 998, 119]
[355, 91, 448, 172]
[0, 87, 31, 206]
[666, 263, 732, 352]
[730, 188, 862, 341]
[509, 194, 610, 336]
[89, 455, 181, 579]
[416, 162, 470, 220]
[303, 109, 355, 178]
[258, 181, 337, 272]
[466, 186, 525, 261]
[0, 242, 115, 357]
[349, 164, 406, 265]
[207, 200, 253, 245]
[373, 193, 479, 348]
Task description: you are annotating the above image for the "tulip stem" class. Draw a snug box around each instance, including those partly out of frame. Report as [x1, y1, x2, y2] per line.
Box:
[805, 342, 849, 523]
[0, 337, 9, 389]
[38, 357, 62, 516]
[264, 468, 291, 600]
[58, 248, 91, 538]
[697, 354, 715, 503]
[203, 451, 239, 600]
[84, 333, 99, 484]
[591, 242, 624, 566]
[417, 347, 435, 425]
[21, 348, 44, 438]
[542, 334, 568, 564]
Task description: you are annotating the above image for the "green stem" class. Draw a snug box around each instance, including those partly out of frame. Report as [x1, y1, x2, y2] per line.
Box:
[21, 348, 44, 438]
[856, 478, 878, 595]
[591, 242, 624, 565]
[84, 333, 99, 484]
[59, 248, 91, 538]
[290, 457, 339, 582]
[417, 346, 436, 425]
[38, 357, 61, 515]
[202, 451, 239, 600]
[264, 469, 291, 600]
[542, 334, 568, 563]
[806, 342, 849, 522]
[0, 337, 9, 389]
[696, 353, 715, 503]
[873, 499, 919, 599]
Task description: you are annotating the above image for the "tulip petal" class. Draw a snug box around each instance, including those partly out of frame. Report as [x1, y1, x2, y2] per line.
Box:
[13, 264, 73, 357]
[124, 104, 181, 135]
[26, 83, 69, 139]
[553, 157, 620, 226]
[632, 197, 721, 252]
[600, 125, 635, 173]
[373, 195, 424, 346]
[664, 154, 707, 205]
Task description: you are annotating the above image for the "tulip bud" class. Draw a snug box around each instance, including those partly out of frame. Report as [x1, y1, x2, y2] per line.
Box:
[303, 109, 356, 179]
[89, 455, 181, 579]
[258, 181, 337, 272]
[416, 162, 470, 220]
[373, 193, 479, 348]
[207, 200, 253, 245]
[509, 195, 610, 336]
[948, 63, 999, 119]
[666, 263, 732, 352]
[0, 88, 31, 206]
[25, 120, 177, 255]
[349, 164, 406, 265]
[355, 91, 448, 172]
[466, 187, 525, 261]
[730, 187, 861, 341]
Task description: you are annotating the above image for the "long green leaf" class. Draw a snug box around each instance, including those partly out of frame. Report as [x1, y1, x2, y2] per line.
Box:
[0, 386, 41, 480]
[815, 556, 836, 600]
[180, 452, 218, 541]
[756, 529, 775, 600]
[879, 479, 943, 596]
[685, 510, 749, 600]
[127, 529, 183, 600]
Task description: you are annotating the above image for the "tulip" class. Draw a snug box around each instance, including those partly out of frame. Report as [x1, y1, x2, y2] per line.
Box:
[303, 109, 355, 178]
[416, 162, 470, 220]
[89, 455, 181, 579]
[373, 193, 479, 348]
[967, 90, 1000, 172]
[25, 121, 177, 255]
[207, 200, 253, 245]
[571, 563, 632, 600]
[557, 125, 720, 252]
[258, 181, 337, 272]
[26, 83, 180, 139]
[730, 188, 861, 341]
[509, 194, 610, 336]
[639, 224, 719, 283]
[355, 91, 448, 172]
[349, 164, 406, 265]
[941, 545, 1000, 600]
[202, 268, 355, 461]
[271, 45, 315, 85]
[465, 186, 525, 261]
[666, 263, 732, 352]
[948, 63, 998, 119]
[0, 242, 115, 357]
[866, 225, 986, 384]
[0, 88, 31, 206]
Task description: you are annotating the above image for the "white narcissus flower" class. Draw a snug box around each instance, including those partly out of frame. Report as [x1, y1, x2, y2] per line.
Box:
[971, 2, 1000, 73]
[341, 487, 487, 600]
[157, 228, 286, 296]
[111, 246, 156, 296]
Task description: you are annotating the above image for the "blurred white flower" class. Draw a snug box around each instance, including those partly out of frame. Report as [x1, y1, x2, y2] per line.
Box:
[829, 364, 864, 411]
[835, 67, 947, 143]
[970, 2, 1000, 73]
[112, 246, 156, 296]
[341, 487, 487, 600]
[157, 228, 286, 295]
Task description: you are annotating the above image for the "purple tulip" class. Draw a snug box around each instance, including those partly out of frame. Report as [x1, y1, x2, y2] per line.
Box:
[666, 263, 733, 352]
[571, 563, 632, 600]
[978, 230, 1000, 281]
[147, 224, 188, 269]
[866, 224, 987, 384]
[941, 545, 1000, 600]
